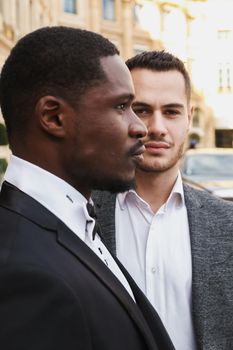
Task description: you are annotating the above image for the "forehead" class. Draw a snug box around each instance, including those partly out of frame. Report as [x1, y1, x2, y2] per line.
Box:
[75, 55, 135, 109]
[99, 55, 135, 96]
[130, 68, 187, 105]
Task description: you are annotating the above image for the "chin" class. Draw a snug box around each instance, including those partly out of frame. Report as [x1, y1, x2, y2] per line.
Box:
[91, 177, 135, 193]
[138, 158, 179, 173]
[137, 162, 158, 172]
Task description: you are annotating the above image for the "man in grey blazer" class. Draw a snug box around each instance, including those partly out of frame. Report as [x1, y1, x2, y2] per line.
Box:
[93, 51, 233, 350]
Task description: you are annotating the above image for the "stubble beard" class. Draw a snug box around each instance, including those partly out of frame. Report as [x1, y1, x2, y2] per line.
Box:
[137, 142, 185, 174]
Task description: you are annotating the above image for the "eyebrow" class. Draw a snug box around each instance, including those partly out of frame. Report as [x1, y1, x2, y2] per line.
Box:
[132, 101, 184, 109]
[112, 93, 134, 102]
[124, 93, 135, 102]
[162, 103, 184, 109]
[132, 101, 150, 108]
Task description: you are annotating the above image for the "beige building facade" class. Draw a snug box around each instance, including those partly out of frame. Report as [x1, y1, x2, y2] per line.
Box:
[0, 0, 216, 150]
[186, 0, 233, 147]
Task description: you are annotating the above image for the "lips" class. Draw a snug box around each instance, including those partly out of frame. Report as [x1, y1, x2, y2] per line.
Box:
[145, 141, 170, 149]
[130, 142, 146, 163]
[132, 144, 146, 156]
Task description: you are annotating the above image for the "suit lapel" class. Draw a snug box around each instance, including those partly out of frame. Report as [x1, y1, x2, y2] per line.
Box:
[115, 256, 175, 350]
[184, 185, 211, 348]
[0, 182, 158, 350]
[0, 181, 58, 230]
[185, 185, 233, 349]
[57, 222, 160, 350]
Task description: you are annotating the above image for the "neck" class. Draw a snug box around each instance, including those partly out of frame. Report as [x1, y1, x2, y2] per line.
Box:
[135, 166, 179, 213]
[11, 152, 92, 200]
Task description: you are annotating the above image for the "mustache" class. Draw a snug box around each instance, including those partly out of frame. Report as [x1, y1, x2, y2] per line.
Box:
[145, 136, 173, 147]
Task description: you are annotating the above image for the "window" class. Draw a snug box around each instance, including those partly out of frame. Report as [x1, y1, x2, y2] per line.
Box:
[215, 130, 233, 148]
[218, 63, 231, 93]
[218, 30, 230, 41]
[217, 30, 232, 92]
[63, 0, 77, 14]
[102, 0, 115, 21]
[133, 3, 143, 23]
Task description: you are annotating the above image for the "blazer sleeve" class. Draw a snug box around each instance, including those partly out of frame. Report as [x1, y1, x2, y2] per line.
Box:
[0, 264, 92, 350]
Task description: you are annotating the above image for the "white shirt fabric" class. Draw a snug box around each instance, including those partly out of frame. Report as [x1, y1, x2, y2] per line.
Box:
[116, 173, 197, 350]
[4, 155, 135, 301]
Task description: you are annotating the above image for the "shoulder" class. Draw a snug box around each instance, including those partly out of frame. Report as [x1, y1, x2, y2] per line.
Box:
[0, 263, 76, 295]
[184, 183, 233, 216]
[0, 264, 90, 349]
[183, 185, 233, 243]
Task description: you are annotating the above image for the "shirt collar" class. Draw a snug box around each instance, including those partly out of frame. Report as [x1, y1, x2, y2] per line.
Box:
[118, 171, 184, 211]
[165, 171, 184, 210]
[4, 155, 94, 240]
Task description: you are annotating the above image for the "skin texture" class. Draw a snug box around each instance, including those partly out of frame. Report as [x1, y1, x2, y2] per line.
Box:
[16, 55, 147, 198]
[130, 68, 193, 212]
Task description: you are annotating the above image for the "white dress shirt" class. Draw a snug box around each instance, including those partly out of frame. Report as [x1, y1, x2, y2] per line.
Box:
[4, 155, 135, 301]
[116, 173, 197, 350]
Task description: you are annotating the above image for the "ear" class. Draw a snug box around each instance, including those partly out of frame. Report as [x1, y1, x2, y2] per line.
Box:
[35, 96, 68, 138]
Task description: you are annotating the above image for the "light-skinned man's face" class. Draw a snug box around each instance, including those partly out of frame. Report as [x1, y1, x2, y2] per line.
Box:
[130, 68, 192, 174]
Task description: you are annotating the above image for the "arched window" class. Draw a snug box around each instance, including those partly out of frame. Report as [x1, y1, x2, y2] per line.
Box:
[63, 0, 77, 14]
[102, 0, 115, 21]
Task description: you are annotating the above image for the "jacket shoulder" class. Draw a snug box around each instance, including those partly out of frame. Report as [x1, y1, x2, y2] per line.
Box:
[184, 183, 233, 216]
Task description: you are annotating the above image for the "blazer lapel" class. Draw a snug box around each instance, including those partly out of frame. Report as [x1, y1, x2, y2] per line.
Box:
[184, 185, 211, 348]
[185, 185, 233, 349]
[57, 222, 159, 350]
[115, 257, 175, 350]
[0, 182, 158, 350]
[0, 181, 58, 230]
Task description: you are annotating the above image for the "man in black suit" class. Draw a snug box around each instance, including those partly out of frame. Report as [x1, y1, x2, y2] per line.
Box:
[0, 27, 174, 349]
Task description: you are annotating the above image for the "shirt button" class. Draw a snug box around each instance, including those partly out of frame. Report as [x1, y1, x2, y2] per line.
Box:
[151, 267, 156, 274]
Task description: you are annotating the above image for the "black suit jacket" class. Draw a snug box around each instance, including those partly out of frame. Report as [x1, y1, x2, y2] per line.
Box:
[0, 182, 174, 350]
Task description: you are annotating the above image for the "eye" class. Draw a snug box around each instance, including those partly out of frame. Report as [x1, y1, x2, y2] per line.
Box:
[115, 103, 126, 111]
[133, 107, 150, 117]
[164, 109, 181, 118]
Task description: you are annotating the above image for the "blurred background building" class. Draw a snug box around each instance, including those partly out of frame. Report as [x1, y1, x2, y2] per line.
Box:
[0, 0, 233, 156]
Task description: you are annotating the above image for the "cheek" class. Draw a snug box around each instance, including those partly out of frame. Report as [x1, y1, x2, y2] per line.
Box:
[171, 122, 189, 140]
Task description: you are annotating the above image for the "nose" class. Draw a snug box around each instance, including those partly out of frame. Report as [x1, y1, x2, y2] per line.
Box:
[129, 111, 147, 139]
[148, 112, 167, 137]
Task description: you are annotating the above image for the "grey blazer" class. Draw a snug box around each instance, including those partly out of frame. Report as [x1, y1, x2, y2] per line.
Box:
[93, 184, 233, 350]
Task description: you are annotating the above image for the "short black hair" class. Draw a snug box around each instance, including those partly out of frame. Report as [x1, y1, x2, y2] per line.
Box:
[0, 26, 119, 139]
[126, 50, 191, 101]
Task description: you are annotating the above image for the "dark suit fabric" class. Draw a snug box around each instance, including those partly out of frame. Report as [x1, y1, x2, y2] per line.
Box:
[93, 185, 233, 350]
[0, 182, 174, 350]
